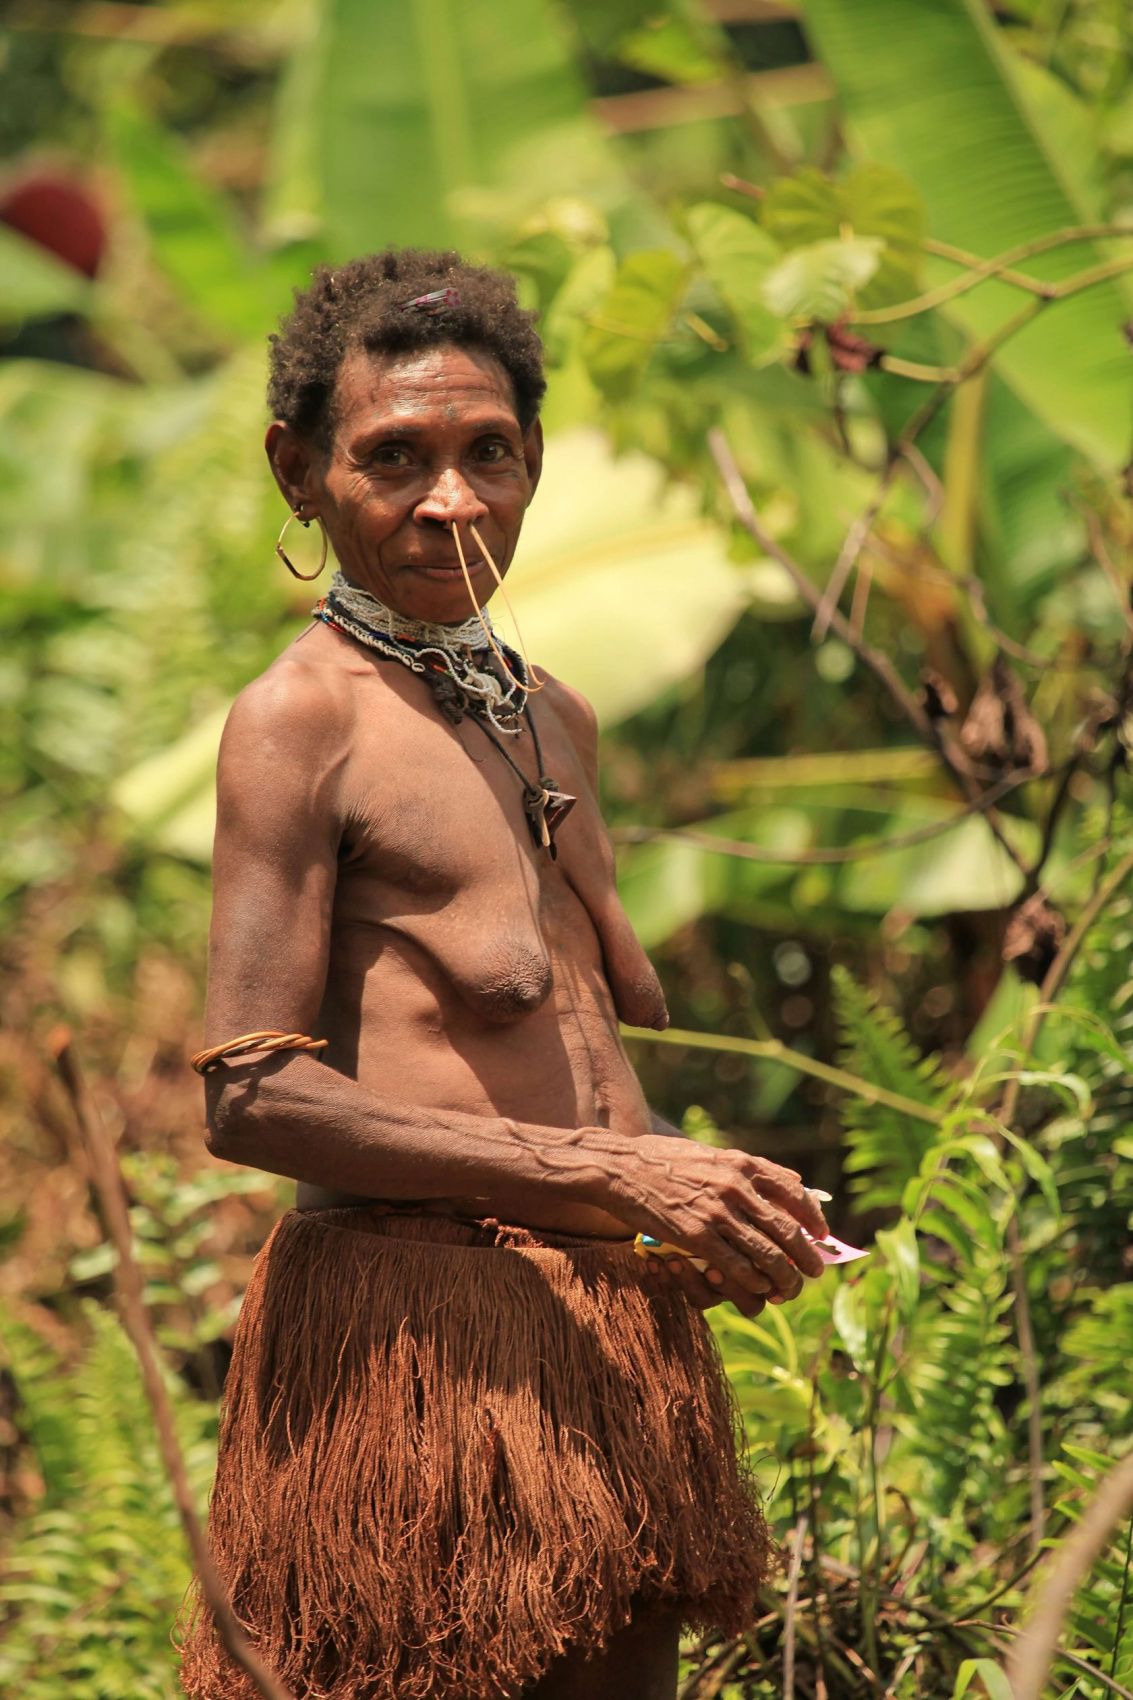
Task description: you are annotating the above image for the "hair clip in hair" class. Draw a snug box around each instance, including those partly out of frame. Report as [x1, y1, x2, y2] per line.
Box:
[400, 287, 461, 313]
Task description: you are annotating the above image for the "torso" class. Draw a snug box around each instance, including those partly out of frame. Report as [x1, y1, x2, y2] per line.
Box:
[288, 621, 668, 1235]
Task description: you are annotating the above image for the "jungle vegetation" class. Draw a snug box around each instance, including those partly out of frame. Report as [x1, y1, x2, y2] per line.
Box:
[2, 2, 1132, 1696]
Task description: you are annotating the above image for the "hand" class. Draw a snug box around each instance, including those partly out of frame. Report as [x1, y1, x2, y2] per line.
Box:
[609, 1135, 831, 1301]
[641, 1252, 770, 1318]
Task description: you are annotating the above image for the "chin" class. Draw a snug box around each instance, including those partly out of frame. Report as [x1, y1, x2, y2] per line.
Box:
[401, 574, 491, 625]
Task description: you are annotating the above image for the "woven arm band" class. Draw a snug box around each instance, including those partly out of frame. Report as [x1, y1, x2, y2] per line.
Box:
[190, 1030, 328, 1075]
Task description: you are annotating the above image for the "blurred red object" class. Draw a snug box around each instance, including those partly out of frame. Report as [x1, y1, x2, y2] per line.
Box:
[0, 170, 107, 278]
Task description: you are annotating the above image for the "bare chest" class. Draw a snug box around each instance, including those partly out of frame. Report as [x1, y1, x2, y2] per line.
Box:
[328, 665, 666, 1030]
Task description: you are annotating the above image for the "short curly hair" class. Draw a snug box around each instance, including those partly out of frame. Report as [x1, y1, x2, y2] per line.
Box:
[266, 248, 546, 448]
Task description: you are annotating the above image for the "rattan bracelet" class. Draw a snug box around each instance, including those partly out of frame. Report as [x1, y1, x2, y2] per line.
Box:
[190, 1030, 328, 1075]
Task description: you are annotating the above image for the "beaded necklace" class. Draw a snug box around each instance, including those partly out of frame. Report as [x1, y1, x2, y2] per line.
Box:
[316, 573, 576, 857]
[322, 570, 525, 734]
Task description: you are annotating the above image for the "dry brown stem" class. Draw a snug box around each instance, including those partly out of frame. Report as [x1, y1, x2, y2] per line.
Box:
[48, 1028, 295, 1700]
[708, 426, 1032, 879]
[1007, 1448, 1133, 1700]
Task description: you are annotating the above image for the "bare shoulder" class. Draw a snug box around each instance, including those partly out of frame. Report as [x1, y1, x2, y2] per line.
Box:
[539, 672, 599, 776]
[217, 630, 356, 832]
[223, 631, 354, 756]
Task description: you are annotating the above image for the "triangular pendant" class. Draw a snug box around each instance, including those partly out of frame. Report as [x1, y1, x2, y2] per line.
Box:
[524, 780, 577, 859]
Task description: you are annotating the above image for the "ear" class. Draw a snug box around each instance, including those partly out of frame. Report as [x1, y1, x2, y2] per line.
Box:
[265, 421, 322, 515]
[522, 416, 544, 503]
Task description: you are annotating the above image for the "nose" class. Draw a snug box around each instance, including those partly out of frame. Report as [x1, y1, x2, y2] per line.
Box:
[414, 465, 488, 531]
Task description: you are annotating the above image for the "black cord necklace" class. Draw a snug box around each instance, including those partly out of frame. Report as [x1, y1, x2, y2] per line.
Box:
[319, 602, 576, 858]
[466, 701, 576, 859]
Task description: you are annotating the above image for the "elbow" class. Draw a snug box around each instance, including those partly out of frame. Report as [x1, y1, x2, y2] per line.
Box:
[202, 1075, 264, 1162]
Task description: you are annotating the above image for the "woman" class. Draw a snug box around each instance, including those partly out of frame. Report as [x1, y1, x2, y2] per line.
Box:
[179, 248, 830, 1700]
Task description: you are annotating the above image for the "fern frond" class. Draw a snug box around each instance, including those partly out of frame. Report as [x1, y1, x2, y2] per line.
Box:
[833, 965, 952, 1210]
[0, 1304, 214, 1699]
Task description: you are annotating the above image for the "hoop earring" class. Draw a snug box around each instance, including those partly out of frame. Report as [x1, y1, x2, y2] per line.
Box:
[276, 510, 328, 581]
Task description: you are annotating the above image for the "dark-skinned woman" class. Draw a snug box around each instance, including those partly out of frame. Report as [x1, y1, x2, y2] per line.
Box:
[178, 249, 830, 1700]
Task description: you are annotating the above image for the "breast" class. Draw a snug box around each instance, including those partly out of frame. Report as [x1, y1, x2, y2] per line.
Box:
[450, 931, 554, 1023]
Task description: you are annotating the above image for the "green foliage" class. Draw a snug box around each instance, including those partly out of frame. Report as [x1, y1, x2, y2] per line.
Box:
[0, 1308, 215, 1700]
[6, 4, 1133, 1696]
[833, 965, 951, 1209]
[700, 939, 1132, 1695]
[800, 0, 1133, 470]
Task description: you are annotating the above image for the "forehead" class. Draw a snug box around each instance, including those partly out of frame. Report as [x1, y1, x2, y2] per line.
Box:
[331, 342, 520, 440]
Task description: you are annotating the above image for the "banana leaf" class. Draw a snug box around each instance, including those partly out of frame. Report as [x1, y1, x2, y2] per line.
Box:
[801, 0, 1133, 472]
[309, 0, 620, 257]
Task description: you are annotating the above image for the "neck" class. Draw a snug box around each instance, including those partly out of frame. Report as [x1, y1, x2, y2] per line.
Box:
[329, 571, 492, 650]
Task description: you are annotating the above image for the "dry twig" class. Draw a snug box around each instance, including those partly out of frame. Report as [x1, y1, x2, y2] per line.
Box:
[1004, 1449, 1133, 1700]
[49, 1028, 295, 1700]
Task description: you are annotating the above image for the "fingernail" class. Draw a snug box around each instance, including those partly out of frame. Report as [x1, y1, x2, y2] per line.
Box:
[706, 1268, 724, 1285]
[646, 1258, 660, 1274]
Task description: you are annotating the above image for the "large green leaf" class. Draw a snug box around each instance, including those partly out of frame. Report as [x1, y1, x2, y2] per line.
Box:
[483, 427, 754, 723]
[762, 234, 882, 322]
[837, 806, 1037, 916]
[800, 0, 1133, 470]
[580, 250, 689, 397]
[615, 782, 1042, 946]
[106, 102, 272, 341]
[617, 807, 811, 949]
[762, 163, 923, 307]
[685, 203, 786, 361]
[311, 0, 615, 256]
[0, 227, 92, 323]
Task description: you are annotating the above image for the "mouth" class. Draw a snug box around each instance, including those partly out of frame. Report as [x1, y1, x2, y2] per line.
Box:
[408, 557, 485, 580]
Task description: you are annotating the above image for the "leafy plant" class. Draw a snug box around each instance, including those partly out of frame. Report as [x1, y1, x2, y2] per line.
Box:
[0, 1308, 214, 1700]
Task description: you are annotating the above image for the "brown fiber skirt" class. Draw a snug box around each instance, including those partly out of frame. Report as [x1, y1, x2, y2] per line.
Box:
[177, 1204, 774, 1700]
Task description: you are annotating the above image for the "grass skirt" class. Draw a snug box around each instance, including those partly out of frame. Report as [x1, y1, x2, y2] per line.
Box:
[177, 1204, 773, 1699]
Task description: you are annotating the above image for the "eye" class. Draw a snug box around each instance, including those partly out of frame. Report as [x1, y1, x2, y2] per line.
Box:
[475, 438, 512, 463]
[371, 443, 413, 468]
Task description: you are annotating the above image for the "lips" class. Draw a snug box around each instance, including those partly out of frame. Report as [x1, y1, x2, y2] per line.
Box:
[409, 557, 484, 577]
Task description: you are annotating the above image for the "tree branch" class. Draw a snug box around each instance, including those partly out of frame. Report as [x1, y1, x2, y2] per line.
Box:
[621, 1022, 944, 1124]
[854, 224, 1133, 324]
[708, 426, 1033, 880]
[49, 1029, 295, 1700]
[612, 770, 1035, 865]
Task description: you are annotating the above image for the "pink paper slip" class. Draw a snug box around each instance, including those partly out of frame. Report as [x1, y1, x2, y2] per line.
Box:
[810, 1234, 870, 1266]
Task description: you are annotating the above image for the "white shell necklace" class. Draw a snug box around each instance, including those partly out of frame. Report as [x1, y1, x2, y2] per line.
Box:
[318, 570, 525, 734]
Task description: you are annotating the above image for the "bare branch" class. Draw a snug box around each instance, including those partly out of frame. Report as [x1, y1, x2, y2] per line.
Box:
[1007, 1449, 1133, 1700]
[612, 769, 1035, 864]
[783, 1515, 809, 1700]
[49, 1030, 296, 1700]
[709, 427, 1033, 879]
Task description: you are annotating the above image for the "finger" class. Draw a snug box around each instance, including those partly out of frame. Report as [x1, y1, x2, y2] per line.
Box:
[709, 1217, 806, 1296]
[744, 1159, 830, 1238]
[702, 1268, 769, 1319]
[735, 1198, 827, 1281]
[665, 1256, 727, 1312]
[705, 1264, 771, 1295]
[679, 1231, 782, 1300]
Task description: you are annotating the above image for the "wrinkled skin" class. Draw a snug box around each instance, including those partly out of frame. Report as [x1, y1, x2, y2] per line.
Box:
[203, 343, 829, 1698]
